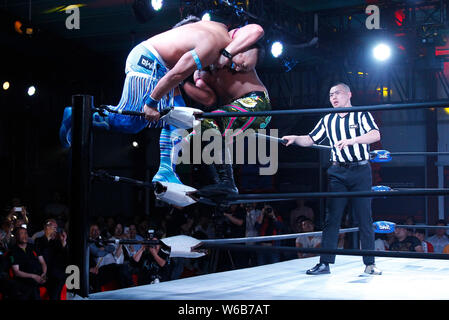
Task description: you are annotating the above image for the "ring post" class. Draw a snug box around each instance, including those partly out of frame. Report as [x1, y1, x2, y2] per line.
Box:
[69, 94, 92, 298]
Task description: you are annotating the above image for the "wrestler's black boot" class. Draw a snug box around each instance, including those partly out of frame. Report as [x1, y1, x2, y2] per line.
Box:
[203, 163, 220, 186]
[197, 143, 239, 197]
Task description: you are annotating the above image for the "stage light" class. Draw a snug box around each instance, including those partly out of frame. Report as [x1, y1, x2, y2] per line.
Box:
[201, 12, 211, 21]
[27, 86, 36, 96]
[151, 0, 163, 11]
[132, 0, 162, 23]
[271, 41, 284, 58]
[14, 20, 35, 36]
[445, 108, 449, 115]
[3, 82, 10, 90]
[373, 43, 391, 61]
[132, 141, 139, 148]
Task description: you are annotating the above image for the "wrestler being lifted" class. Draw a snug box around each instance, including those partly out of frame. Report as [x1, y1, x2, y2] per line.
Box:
[181, 29, 272, 198]
[59, 16, 265, 198]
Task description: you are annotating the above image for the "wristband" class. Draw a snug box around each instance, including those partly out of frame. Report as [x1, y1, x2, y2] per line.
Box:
[144, 95, 159, 108]
[220, 48, 233, 59]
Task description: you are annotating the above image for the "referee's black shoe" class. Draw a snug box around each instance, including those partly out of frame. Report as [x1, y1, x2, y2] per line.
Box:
[306, 263, 330, 275]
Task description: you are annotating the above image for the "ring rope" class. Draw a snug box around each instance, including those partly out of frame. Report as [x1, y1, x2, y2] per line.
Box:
[200, 243, 449, 260]
[91, 170, 155, 191]
[91, 224, 449, 247]
[384, 152, 449, 156]
[225, 188, 449, 202]
[93, 101, 449, 120]
[201, 227, 359, 245]
[199, 100, 449, 119]
[90, 171, 449, 203]
[199, 224, 449, 245]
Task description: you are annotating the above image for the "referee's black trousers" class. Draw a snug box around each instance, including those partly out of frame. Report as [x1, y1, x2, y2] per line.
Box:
[320, 163, 375, 266]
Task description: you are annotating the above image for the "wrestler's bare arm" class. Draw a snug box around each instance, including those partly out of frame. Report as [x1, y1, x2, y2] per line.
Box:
[216, 24, 264, 68]
[183, 77, 217, 107]
[227, 24, 264, 55]
[147, 32, 226, 102]
[149, 51, 198, 102]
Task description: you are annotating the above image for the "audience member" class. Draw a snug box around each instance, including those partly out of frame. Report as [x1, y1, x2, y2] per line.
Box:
[130, 228, 170, 285]
[374, 234, 389, 251]
[6, 205, 29, 229]
[414, 229, 434, 253]
[0, 250, 35, 300]
[223, 204, 246, 238]
[34, 219, 68, 300]
[1, 219, 13, 251]
[218, 204, 247, 269]
[289, 199, 314, 233]
[193, 214, 215, 239]
[404, 216, 416, 236]
[245, 203, 262, 238]
[426, 220, 449, 253]
[295, 218, 321, 258]
[123, 224, 143, 258]
[88, 223, 133, 292]
[9, 227, 47, 299]
[390, 224, 423, 252]
[109, 223, 125, 264]
[255, 204, 284, 265]
[103, 217, 116, 239]
[180, 213, 195, 236]
[243, 203, 262, 266]
[138, 219, 149, 238]
[442, 243, 449, 254]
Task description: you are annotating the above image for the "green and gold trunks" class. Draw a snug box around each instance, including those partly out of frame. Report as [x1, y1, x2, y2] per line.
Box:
[201, 91, 272, 137]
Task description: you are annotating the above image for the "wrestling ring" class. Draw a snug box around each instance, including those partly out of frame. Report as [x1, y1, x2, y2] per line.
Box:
[67, 95, 449, 300]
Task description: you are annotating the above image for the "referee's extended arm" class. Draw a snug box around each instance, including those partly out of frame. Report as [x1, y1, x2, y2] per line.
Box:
[282, 135, 314, 147]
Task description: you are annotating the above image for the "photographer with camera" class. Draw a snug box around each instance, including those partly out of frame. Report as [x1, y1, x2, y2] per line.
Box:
[131, 228, 170, 285]
[7, 205, 29, 223]
[34, 219, 68, 299]
[255, 203, 284, 266]
[88, 223, 133, 292]
[6, 206, 30, 241]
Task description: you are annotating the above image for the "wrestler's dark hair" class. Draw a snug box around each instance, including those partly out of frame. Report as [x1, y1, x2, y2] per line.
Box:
[172, 15, 201, 28]
[331, 82, 351, 92]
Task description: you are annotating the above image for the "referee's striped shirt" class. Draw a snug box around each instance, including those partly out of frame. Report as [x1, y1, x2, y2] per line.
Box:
[308, 111, 379, 163]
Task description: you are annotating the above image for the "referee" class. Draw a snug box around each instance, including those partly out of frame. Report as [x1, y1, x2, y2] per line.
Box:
[282, 83, 382, 275]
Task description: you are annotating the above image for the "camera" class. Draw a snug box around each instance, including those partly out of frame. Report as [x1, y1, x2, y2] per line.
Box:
[147, 229, 155, 239]
[14, 207, 22, 213]
[94, 235, 106, 248]
[265, 207, 272, 213]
